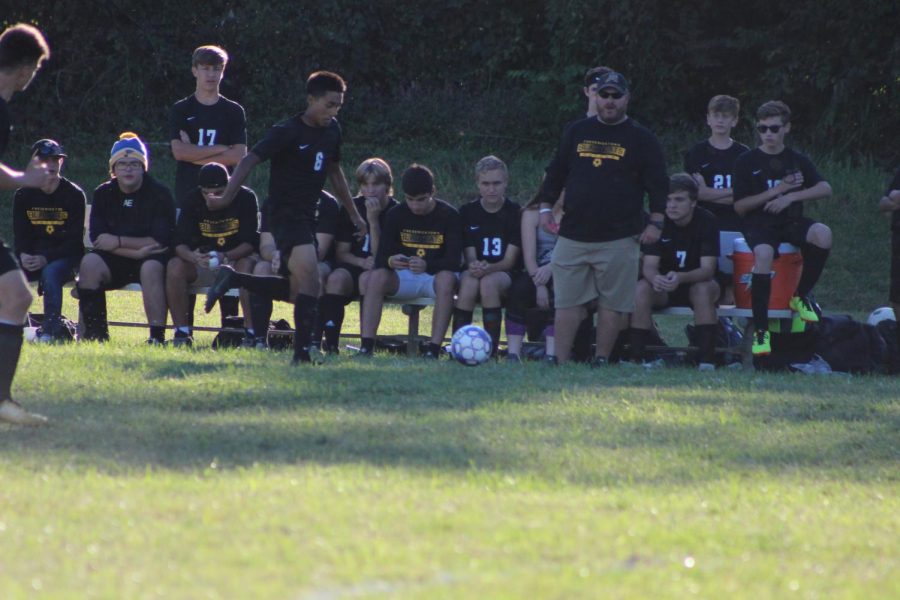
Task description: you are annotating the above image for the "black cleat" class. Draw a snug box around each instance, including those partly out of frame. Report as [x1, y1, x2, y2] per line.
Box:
[204, 266, 236, 313]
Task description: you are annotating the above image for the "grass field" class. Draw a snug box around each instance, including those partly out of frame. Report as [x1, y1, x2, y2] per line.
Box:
[1, 291, 898, 598]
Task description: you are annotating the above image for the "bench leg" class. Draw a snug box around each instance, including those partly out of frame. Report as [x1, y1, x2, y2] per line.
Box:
[741, 321, 755, 370]
[405, 305, 421, 357]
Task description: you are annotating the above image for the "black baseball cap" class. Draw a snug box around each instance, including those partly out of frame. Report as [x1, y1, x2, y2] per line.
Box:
[31, 139, 66, 158]
[198, 162, 229, 188]
[593, 71, 629, 94]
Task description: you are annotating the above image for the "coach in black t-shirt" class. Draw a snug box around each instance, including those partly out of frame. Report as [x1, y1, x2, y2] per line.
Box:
[359, 164, 463, 358]
[77, 133, 176, 344]
[204, 71, 366, 364]
[13, 139, 85, 341]
[733, 100, 832, 356]
[536, 70, 668, 365]
[631, 174, 721, 369]
[169, 45, 247, 211]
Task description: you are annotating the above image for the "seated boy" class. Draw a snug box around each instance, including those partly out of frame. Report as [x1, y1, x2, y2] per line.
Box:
[166, 162, 258, 347]
[77, 133, 176, 344]
[358, 164, 462, 358]
[13, 139, 85, 342]
[453, 155, 521, 356]
[630, 174, 720, 369]
[734, 101, 833, 356]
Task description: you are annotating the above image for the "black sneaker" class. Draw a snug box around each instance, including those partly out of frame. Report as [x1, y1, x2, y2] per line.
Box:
[421, 349, 439, 360]
[543, 354, 558, 366]
[204, 266, 236, 313]
[354, 346, 373, 358]
[172, 332, 193, 348]
[590, 356, 609, 368]
[506, 353, 521, 363]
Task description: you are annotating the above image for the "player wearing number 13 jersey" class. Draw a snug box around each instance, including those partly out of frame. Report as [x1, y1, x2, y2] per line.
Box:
[453, 156, 521, 355]
[203, 71, 366, 364]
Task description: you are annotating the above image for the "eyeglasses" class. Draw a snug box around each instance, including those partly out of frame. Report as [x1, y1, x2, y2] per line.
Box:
[756, 125, 783, 134]
[115, 161, 143, 171]
[598, 91, 624, 100]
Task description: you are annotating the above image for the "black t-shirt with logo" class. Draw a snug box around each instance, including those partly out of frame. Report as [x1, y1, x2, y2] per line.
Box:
[89, 175, 176, 247]
[13, 178, 86, 262]
[644, 207, 719, 274]
[733, 147, 824, 227]
[460, 197, 522, 265]
[251, 114, 341, 223]
[375, 200, 463, 274]
[174, 185, 258, 252]
[539, 116, 668, 243]
[683, 140, 750, 221]
[169, 94, 247, 209]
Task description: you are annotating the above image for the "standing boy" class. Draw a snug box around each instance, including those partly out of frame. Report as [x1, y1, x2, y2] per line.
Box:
[877, 167, 900, 370]
[0, 23, 51, 425]
[734, 101, 833, 356]
[206, 71, 366, 364]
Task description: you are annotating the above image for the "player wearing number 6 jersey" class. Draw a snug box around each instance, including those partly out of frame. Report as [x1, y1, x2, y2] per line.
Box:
[453, 156, 521, 356]
[205, 71, 366, 364]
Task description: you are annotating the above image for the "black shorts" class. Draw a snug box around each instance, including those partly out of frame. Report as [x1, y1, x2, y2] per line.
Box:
[0, 242, 20, 277]
[891, 232, 900, 304]
[273, 217, 317, 256]
[661, 283, 693, 308]
[744, 217, 815, 255]
[332, 262, 366, 296]
[91, 250, 170, 290]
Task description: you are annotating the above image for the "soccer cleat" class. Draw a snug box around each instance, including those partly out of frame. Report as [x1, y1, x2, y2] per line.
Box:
[698, 362, 716, 372]
[505, 353, 521, 363]
[543, 354, 558, 366]
[145, 337, 166, 347]
[789, 295, 819, 323]
[752, 330, 772, 356]
[204, 266, 236, 313]
[590, 356, 609, 368]
[353, 346, 373, 359]
[0, 399, 48, 426]
[172, 333, 193, 348]
[421, 349, 439, 360]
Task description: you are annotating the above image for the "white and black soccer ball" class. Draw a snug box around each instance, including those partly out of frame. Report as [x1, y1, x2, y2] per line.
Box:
[866, 306, 896, 326]
[450, 325, 492, 366]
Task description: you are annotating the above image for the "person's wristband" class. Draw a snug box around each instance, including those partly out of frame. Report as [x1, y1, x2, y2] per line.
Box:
[539, 208, 552, 214]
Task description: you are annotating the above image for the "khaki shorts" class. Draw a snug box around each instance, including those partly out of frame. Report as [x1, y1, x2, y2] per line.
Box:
[551, 236, 640, 311]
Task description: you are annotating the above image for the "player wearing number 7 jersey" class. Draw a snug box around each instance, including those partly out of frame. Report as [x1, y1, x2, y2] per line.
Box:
[205, 71, 366, 364]
[169, 45, 247, 212]
[453, 155, 521, 356]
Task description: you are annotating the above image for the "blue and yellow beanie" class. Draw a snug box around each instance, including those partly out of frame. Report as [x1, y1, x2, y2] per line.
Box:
[109, 132, 148, 173]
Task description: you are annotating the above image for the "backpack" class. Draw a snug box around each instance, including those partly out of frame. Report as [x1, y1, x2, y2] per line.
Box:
[814, 315, 886, 374]
[27, 312, 77, 341]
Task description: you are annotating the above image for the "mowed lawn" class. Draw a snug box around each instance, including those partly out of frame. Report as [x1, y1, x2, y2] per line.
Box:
[0, 294, 897, 598]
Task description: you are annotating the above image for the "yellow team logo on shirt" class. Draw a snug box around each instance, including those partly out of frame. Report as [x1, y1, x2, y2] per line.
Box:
[577, 141, 626, 169]
[217, 237, 226, 247]
[417, 248, 426, 258]
[45, 225, 55, 235]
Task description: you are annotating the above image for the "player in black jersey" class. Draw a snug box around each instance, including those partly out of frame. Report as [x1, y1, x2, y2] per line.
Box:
[169, 45, 247, 324]
[205, 71, 366, 364]
[317, 158, 398, 353]
[734, 101, 833, 356]
[453, 156, 521, 356]
[0, 23, 51, 426]
[77, 133, 176, 345]
[13, 139, 85, 343]
[877, 167, 900, 371]
[308, 191, 340, 351]
[631, 174, 721, 369]
[536, 70, 668, 366]
[683, 95, 749, 233]
[169, 46, 247, 210]
[358, 164, 463, 358]
[166, 163, 258, 347]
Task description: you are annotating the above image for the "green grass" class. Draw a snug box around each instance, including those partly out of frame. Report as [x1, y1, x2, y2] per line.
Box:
[2, 290, 899, 598]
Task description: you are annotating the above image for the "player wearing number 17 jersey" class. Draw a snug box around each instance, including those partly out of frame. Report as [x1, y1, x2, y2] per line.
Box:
[204, 71, 366, 364]
[453, 155, 521, 356]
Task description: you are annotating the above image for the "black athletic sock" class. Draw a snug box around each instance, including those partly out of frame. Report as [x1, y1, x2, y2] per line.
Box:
[321, 294, 349, 352]
[796, 245, 830, 298]
[232, 272, 291, 302]
[629, 327, 650, 362]
[482, 307, 503, 356]
[0, 322, 24, 400]
[572, 312, 594, 362]
[78, 287, 109, 341]
[149, 325, 166, 342]
[219, 295, 239, 321]
[249, 293, 274, 336]
[751, 273, 771, 331]
[361, 337, 375, 353]
[311, 296, 328, 347]
[695, 323, 718, 365]
[292, 293, 318, 362]
[452, 308, 473, 334]
[426, 342, 442, 356]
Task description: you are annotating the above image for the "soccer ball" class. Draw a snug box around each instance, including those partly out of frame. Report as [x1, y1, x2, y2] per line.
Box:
[450, 325, 492, 366]
[866, 306, 896, 326]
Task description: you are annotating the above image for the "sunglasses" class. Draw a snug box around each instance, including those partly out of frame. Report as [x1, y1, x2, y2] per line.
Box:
[756, 124, 783, 133]
[598, 91, 624, 100]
